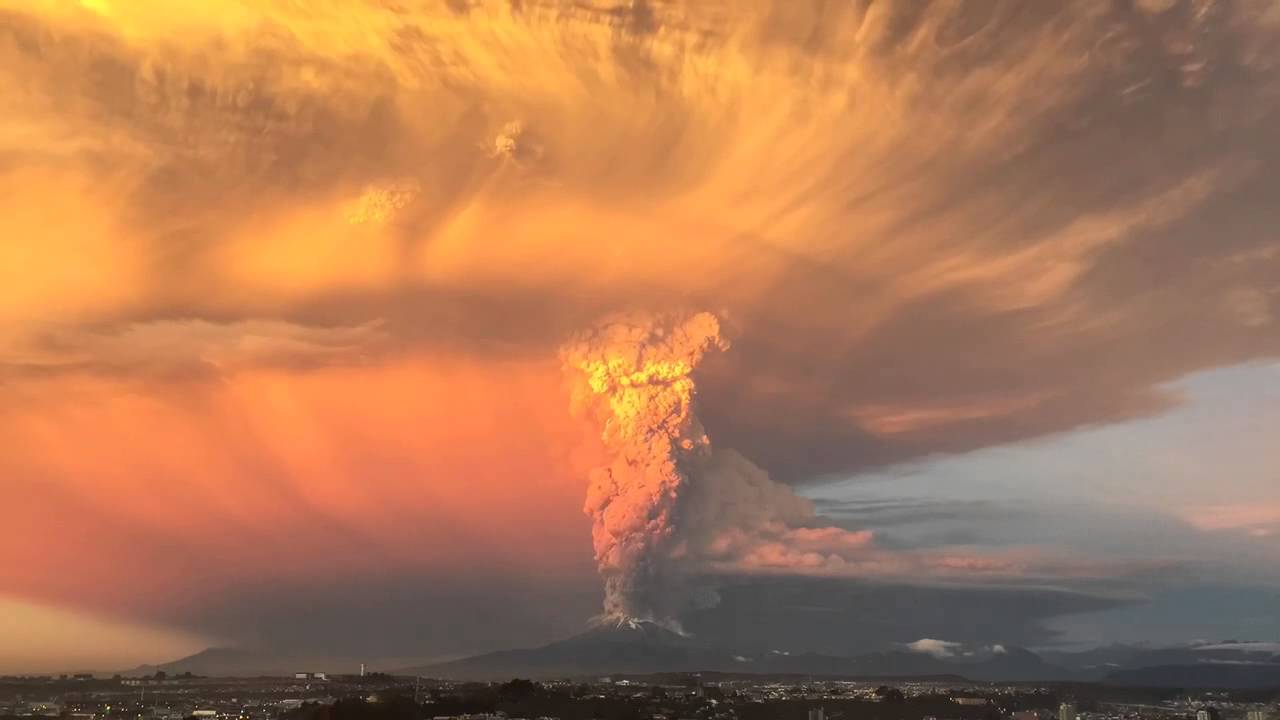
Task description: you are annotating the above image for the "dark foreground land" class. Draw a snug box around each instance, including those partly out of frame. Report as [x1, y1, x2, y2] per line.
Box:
[2, 674, 1278, 720]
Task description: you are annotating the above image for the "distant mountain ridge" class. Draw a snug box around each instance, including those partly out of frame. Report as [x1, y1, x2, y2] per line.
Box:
[1103, 663, 1280, 689]
[396, 620, 1077, 682]
[124, 648, 361, 678]
[127, 632, 1280, 687]
[1048, 640, 1280, 689]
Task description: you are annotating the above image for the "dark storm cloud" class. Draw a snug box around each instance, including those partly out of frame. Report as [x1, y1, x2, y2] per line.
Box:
[681, 576, 1128, 655]
[170, 573, 603, 659]
[806, 487, 1280, 604]
[151, 570, 1130, 660]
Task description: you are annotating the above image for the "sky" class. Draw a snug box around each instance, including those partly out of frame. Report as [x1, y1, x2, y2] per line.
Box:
[1, 0, 1278, 674]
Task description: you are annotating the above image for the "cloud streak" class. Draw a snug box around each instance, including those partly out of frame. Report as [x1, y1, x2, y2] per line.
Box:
[6, 319, 387, 376]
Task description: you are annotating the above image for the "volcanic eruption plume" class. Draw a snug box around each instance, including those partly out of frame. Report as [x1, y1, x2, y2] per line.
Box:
[562, 312, 877, 626]
[560, 312, 727, 623]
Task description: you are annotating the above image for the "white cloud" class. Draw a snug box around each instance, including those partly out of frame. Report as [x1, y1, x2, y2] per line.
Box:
[905, 638, 962, 658]
[1193, 641, 1280, 654]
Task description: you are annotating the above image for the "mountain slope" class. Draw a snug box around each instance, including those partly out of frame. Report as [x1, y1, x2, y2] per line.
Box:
[402, 622, 1074, 681]
[129, 637, 1280, 684]
[1047, 641, 1280, 685]
[1104, 663, 1280, 689]
[958, 647, 1077, 682]
[124, 648, 356, 678]
[405, 620, 733, 680]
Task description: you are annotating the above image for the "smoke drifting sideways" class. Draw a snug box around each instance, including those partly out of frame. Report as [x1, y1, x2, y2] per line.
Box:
[562, 312, 873, 626]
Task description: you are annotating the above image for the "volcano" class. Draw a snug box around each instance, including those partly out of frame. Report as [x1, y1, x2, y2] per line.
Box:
[399, 619, 998, 680]
[405, 619, 733, 680]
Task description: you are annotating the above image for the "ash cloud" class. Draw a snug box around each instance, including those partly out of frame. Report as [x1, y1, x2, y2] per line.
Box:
[559, 312, 729, 623]
[558, 313, 1148, 624]
[561, 312, 880, 624]
[3, 0, 1278, 476]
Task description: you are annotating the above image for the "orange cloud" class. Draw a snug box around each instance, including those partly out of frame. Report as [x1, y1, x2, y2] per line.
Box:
[0, 355, 595, 623]
[849, 392, 1053, 436]
[0, 596, 205, 674]
[1184, 504, 1280, 535]
[0, 168, 143, 340]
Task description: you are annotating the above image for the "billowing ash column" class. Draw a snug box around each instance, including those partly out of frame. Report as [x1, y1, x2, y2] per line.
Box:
[560, 312, 727, 625]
